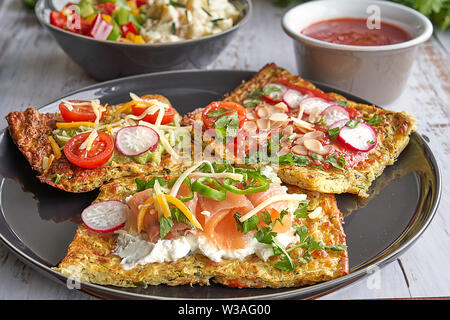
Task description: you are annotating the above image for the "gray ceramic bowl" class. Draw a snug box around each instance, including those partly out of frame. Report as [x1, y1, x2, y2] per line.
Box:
[282, 0, 433, 105]
[35, 0, 252, 81]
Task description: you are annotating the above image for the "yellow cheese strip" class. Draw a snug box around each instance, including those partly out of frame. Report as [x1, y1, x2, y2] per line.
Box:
[113, 101, 136, 115]
[47, 136, 62, 160]
[137, 197, 155, 233]
[56, 121, 97, 129]
[164, 195, 203, 230]
[157, 194, 171, 218]
[43, 154, 55, 174]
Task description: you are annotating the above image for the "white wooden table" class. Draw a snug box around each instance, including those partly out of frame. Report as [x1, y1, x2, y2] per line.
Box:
[0, 0, 449, 300]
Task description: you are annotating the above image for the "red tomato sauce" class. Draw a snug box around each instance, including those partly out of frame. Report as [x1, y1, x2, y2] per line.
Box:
[301, 18, 411, 46]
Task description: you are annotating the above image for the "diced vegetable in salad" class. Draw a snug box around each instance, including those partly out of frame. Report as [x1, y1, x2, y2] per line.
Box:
[50, 0, 148, 43]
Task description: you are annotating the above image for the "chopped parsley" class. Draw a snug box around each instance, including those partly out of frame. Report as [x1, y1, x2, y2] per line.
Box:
[169, 1, 186, 7]
[345, 118, 362, 129]
[363, 114, 382, 126]
[242, 99, 261, 108]
[213, 111, 239, 141]
[171, 22, 176, 35]
[50, 173, 69, 184]
[335, 100, 348, 107]
[201, 7, 212, 17]
[135, 177, 167, 193]
[211, 18, 224, 26]
[326, 126, 340, 140]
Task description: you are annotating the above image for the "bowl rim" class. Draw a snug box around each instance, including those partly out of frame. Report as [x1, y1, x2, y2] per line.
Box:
[35, 0, 252, 47]
[281, 0, 433, 52]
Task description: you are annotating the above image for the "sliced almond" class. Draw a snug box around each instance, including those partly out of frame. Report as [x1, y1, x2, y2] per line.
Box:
[256, 118, 271, 130]
[278, 147, 290, 156]
[316, 144, 334, 155]
[308, 106, 322, 123]
[269, 112, 289, 122]
[303, 139, 324, 154]
[272, 102, 289, 112]
[246, 111, 256, 121]
[242, 120, 257, 132]
[308, 206, 323, 219]
[303, 131, 325, 140]
[294, 136, 305, 145]
[291, 144, 308, 155]
[281, 125, 294, 136]
[297, 104, 305, 119]
[271, 121, 283, 129]
[256, 106, 271, 119]
[291, 117, 314, 131]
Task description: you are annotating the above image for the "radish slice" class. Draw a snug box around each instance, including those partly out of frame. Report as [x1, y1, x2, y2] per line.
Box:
[300, 97, 335, 115]
[263, 83, 287, 103]
[321, 105, 350, 126]
[115, 125, 159, 156]
[338, 122, 377, 152]
[328, 119, 348, 130]
[282, 89, 307, 109]
[81, 200, 129, 233]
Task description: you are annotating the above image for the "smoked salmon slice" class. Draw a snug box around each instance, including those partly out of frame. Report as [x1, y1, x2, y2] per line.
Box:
[127, 180, 295, 250]
[197, 191, 254, 250]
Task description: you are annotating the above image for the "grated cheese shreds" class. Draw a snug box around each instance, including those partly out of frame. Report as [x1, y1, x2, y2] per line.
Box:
[169, 160, 215, 197]
[79, 130, 98, 151]
[239, 194, 307, 222]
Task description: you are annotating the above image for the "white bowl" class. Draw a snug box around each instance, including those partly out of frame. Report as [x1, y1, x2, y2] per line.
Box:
[282, 0, 433, 105]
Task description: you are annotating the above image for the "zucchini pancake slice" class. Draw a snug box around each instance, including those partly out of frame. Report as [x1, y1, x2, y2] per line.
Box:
[182, 63, 417, 197]
[5, 94, 192, 193]
[56, 162, 348, 288]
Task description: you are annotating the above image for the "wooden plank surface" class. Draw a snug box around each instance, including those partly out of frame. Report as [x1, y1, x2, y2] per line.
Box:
[0, 0, 448, 300]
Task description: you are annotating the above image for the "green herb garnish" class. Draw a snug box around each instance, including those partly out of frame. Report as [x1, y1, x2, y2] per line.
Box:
[326, 126, 340, 140]
[211, 18, 224, 26]
[201, 7, 212, 16]
[169, 1, 186, 7]
[363, 114, 382, 126]
[50, 173, 69, 184]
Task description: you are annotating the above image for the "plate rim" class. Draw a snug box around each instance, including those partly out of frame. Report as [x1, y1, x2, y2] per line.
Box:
[0, 69, 442, 300]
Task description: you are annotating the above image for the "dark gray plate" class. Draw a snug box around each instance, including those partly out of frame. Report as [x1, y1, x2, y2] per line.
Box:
[0, 70, 441, 300]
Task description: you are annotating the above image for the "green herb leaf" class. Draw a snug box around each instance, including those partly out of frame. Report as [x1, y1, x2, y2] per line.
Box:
[363, 114, 382, 126]
[325, 244, 348, 251]
[201, 7, 212, 16]
[272, 236, 295, 271]
[211, 18, 224, 26]
[135, 177, 167, 193]
[293, 225, 309, 243]
[326, 126, 340, 140]
[234, 213, 260, 234]
[169, 0, 186, 7]
[171, 22, 176, 35]
[255, 225, 277, 244]
[260, 211, 272, 225]
[50, 173, 69, 184]
[324, 154, 346, 170]
[278, 153, 311, 167]
[293, 201, 309, 219]
[242, 99, 261, 108]
[213, 111, 239, 141]
[246, 88, 264, 100]
[159, 216, 174, 240]
[336, 100, 348, 107]
[345, 118, 362, 128]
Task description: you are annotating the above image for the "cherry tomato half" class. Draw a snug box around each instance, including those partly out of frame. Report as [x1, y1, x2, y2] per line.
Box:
[131, 94, 176, 125]
[59, 100, 105, 123]
[64, 132, 114, 169]
[201, 101, 247, 129]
